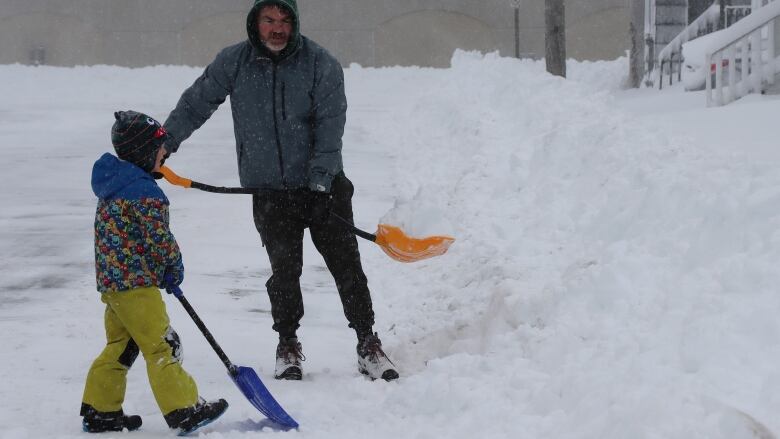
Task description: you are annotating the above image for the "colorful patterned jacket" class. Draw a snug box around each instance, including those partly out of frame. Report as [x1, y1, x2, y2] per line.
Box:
[91, 153, 184, 293]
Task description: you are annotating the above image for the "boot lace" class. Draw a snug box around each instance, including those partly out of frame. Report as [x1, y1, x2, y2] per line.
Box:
[360, 334, 394, 365]
[278, 338, 305, 363]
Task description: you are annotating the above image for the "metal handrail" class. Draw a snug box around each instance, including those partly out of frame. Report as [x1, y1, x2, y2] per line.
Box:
[657, 2, 722, 89]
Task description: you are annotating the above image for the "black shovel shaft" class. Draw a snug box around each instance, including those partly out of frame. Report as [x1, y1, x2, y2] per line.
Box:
[190, 181, 256, 194]
[330, 212, 377, 242]
[186, 180, 378, 243]
[174, 293, 236, 374]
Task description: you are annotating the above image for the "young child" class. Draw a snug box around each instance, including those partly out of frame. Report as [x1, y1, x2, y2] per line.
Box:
[81, 110, 228, 434]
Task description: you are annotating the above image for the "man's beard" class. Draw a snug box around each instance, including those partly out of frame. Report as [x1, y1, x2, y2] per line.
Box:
[263, 35, 289, 53]
[264, 41, 288, 53]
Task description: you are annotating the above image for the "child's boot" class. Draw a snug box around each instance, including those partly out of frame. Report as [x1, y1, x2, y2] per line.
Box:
[164, 397, 228, 435]
[81, 403, 142, 433]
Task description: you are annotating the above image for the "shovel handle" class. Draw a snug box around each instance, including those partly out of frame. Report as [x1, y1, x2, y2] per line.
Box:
[160, 167, 379, 245]
[166, 283, 237, 375]
[330, 212, 377, 242]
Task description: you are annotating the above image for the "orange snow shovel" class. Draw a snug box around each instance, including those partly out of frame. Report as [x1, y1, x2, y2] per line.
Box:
[160, 166, 454, 263]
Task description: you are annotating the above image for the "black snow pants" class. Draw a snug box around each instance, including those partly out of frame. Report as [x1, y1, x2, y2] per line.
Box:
[252, 172, 375, 339]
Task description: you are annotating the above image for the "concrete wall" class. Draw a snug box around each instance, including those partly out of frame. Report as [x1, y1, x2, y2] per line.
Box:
[0, 0, 632, 67]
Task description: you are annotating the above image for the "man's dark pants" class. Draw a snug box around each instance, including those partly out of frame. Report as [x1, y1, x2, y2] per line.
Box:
[252, 173, 375, 340]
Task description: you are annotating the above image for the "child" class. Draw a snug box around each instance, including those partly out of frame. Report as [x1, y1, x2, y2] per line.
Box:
[81, 110, 228, 434]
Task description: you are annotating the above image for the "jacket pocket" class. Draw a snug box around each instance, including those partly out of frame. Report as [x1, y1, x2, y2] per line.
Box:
[238, 142, 245, 168]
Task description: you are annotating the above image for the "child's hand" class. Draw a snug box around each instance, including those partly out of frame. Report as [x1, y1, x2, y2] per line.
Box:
[162, 266, 184, 290]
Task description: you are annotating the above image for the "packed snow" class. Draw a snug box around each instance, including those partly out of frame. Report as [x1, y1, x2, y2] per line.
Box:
[1, 51, 779, 439]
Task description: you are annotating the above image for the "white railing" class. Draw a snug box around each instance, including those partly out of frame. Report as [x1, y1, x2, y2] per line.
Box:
[657, 3, 722, 89]
[657, 3, 723, 89]
[706, 0, 780, 106]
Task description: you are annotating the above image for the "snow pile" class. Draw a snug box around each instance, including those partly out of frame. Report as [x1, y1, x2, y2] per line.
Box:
[566, 55, 630, 92]
[372, 50, 780, 437]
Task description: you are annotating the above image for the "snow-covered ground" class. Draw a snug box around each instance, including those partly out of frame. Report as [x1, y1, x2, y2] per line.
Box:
[1, 51, 779, 439]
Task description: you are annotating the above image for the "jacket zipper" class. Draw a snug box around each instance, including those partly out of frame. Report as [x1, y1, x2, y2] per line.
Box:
[271, 64, 286, 187]
[281, 82, 287, 120]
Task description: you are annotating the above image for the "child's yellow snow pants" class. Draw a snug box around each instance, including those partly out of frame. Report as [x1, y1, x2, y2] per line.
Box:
[81, 286, 199, 415]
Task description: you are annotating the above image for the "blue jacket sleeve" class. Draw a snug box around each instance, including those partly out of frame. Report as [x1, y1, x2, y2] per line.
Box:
[307, 53, 347, 193]
[163, 46, 239, 152]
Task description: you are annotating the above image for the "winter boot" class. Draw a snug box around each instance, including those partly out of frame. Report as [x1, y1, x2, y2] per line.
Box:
[357, 333, 399, 381]
[81, 403, 142, 433]
[164, 398, 228, 436]
[275, 336, 304, 380]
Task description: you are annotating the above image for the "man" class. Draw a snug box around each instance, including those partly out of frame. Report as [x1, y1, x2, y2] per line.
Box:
[163, 0, 399, 382]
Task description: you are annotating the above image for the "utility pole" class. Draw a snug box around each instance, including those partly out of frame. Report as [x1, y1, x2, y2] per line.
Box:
[515, 6, 521, 58]
[510, 0, 522, 58]
[629, 0, 645, 87]
[545, 0, 566, 77]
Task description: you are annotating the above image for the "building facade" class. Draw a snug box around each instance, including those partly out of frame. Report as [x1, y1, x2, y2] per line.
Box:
[0, 0, 634, 68]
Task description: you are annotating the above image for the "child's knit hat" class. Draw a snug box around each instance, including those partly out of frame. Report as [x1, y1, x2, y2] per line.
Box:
[111, 111, 168, 172]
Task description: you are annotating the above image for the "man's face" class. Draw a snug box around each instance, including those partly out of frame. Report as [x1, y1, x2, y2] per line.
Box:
[258, 5, 293, 54]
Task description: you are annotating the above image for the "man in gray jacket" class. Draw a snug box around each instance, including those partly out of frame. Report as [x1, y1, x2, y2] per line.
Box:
[163, 0, 398, 381]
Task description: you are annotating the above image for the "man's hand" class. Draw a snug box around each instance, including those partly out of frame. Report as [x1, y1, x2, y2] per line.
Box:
[151, 145, 173, 180]
[309, 191, 333, 225]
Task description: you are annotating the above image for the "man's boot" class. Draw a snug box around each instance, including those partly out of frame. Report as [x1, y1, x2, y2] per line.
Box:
[275, 336, 304, 380]
[357, 333, 399, 381]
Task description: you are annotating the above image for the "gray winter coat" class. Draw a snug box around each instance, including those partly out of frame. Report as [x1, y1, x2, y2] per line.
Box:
[164, 0, 346, 193]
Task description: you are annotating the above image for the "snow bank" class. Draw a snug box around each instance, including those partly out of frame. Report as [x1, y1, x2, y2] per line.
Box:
[373, 50, 780, 438]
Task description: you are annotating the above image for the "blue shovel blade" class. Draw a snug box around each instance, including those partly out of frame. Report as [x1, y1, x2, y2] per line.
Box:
[230, 366, 299, 430]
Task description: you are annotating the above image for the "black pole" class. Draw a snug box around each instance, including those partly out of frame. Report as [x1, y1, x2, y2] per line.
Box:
[514, 7, 520, 58]
[678, 57, 682, 82]
[180, 178, 380, 244]
[174, 293, 237, 374]
[545, 0, 566, 77]
[191, 181, 255, 194]
[330, 211, 377, 242]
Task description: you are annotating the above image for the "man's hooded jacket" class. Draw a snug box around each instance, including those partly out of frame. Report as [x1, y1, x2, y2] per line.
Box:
[164, 0, 346, 193]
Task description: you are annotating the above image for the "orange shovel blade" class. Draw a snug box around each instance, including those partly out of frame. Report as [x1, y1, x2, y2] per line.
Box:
[373, 224, 455, 263]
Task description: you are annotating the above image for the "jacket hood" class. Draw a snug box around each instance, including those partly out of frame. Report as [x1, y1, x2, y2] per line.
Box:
[92, 153, 155, 199]
[247, 0, 301, 60]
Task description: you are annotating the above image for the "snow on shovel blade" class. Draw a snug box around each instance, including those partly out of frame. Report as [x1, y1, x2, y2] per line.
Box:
[230, 366, 299, 429]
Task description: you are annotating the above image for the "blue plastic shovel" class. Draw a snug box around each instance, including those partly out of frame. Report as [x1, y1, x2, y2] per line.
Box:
[166, 282, 299, 430]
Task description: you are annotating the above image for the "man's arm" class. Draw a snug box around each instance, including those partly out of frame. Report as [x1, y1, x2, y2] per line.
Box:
[163, 46, 239, 152]
[308, 54, 347, 193]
